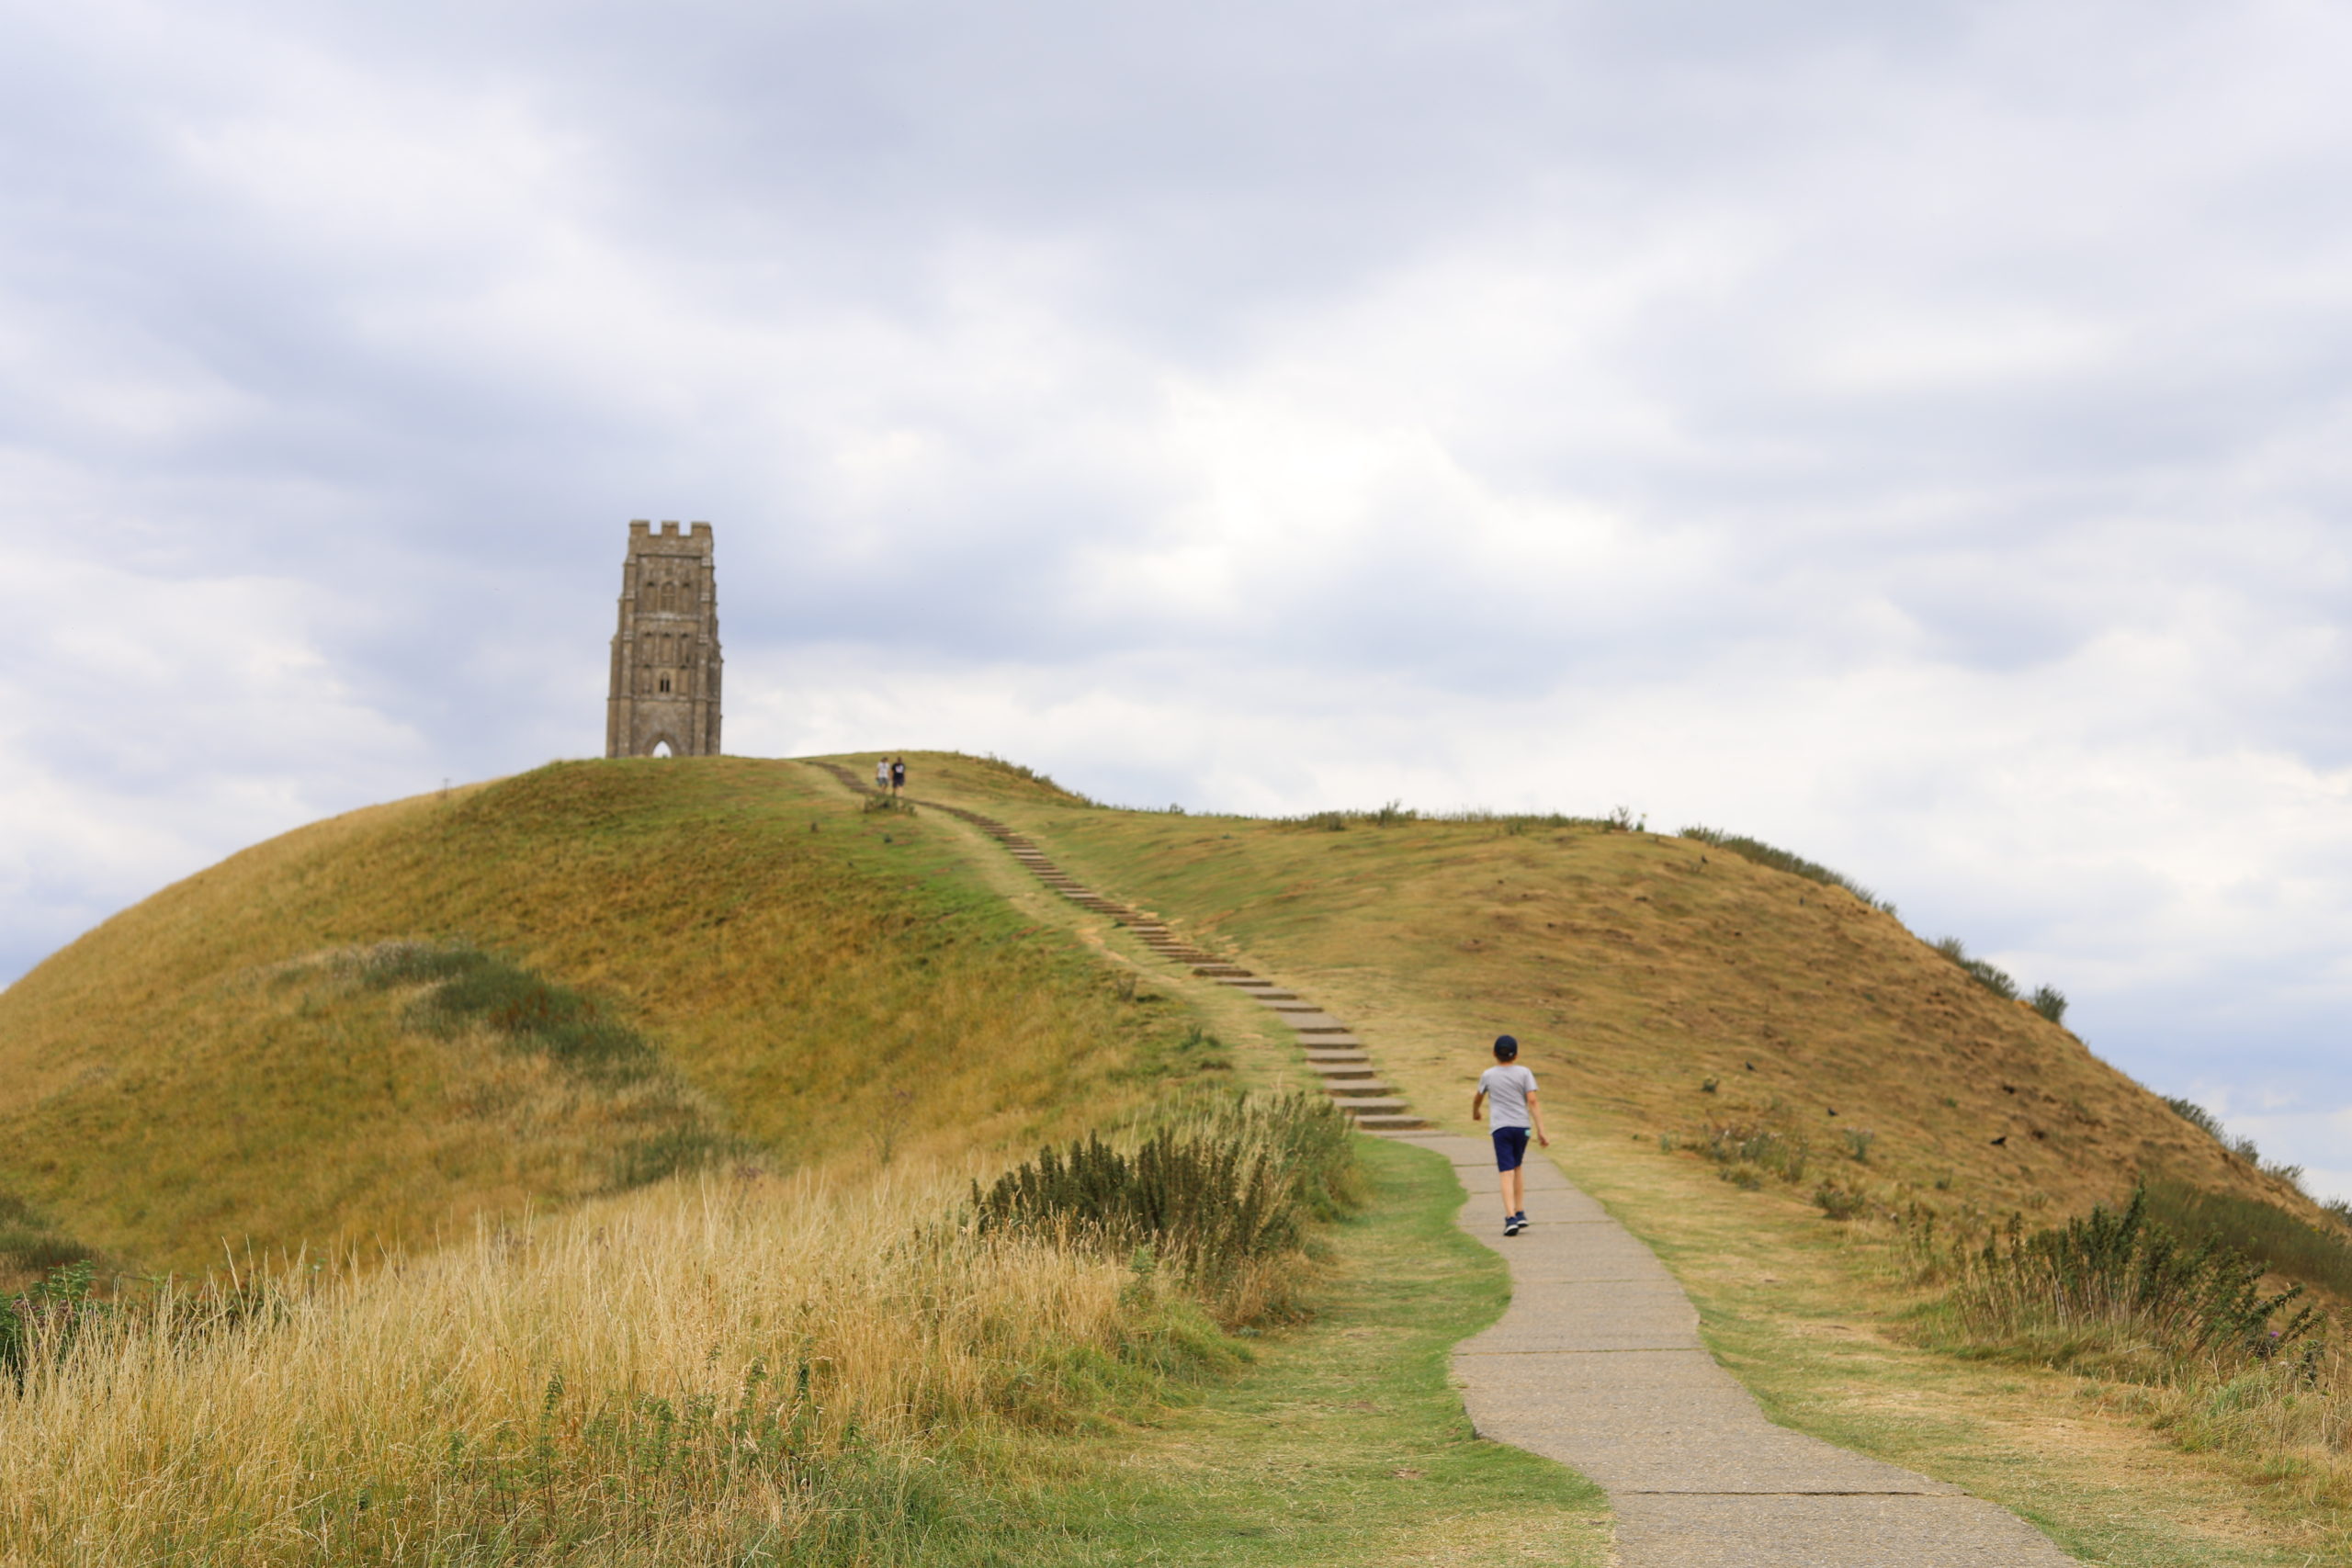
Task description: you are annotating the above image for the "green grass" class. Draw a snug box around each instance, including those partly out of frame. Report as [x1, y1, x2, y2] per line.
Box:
[0, 758, 1228, 1278]
[894, 754, 2348, 1562]
[985, 1135, 1611, 1567]
[2143, 1179, 2352, 1301]
[1554, 1124, 2329, 1567]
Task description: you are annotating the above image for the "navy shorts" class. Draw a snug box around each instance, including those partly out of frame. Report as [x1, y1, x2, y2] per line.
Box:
[1492, 1126, 1531, 1171]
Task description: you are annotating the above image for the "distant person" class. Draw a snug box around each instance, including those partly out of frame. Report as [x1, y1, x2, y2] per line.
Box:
[874, 758, 889, 794]
[1471, 1033, 1548, 1235]
[891, 757, 907, 795]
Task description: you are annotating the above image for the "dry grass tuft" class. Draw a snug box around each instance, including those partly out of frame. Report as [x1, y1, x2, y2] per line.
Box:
[0, 1167, 1228, 1565]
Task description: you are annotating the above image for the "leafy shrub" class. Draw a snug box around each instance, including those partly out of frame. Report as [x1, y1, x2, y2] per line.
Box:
[1941, 1189, 2318, 1375]
[1677, 826, 1895, 914]
[1814, 1184, 1865, 1220]
[972, 1094, 1356, 1294]
[1699, 1119, 1811, 1185]
[1931, 936, 2019, 1001]
[2030, 985, 2068, 1025]
[1, 1260, 103, 1389]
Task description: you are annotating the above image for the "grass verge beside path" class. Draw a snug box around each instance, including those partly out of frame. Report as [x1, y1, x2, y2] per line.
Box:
[1004, 1134, 1611, 1567]
[1555, 1122, 2325, 1567]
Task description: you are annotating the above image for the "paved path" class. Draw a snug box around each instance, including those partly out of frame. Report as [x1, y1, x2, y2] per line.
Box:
[1386, 1131, 2075, 1565]
[808, 763, 2073, 1562]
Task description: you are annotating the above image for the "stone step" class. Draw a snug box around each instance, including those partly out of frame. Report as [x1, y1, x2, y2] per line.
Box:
[1326, 1080, 1396, 1098]
[1351, 1113, 1430, 1132]
[1305, 1051, 1371, 1065]
[1249, 991, 1306, 1004]
[1334, 1097, 1413, 1116]
[1306, 1061, 1375, 1078]
[1301, 1036, 1363, 1050]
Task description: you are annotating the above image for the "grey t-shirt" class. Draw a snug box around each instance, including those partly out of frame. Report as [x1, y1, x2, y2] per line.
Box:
[1478, 1063, 1538, 1130]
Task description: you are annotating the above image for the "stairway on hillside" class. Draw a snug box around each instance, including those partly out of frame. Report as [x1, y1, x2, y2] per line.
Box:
[811, 764, 1425, 1132]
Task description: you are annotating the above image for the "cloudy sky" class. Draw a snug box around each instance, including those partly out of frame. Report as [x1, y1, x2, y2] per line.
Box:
[5, 0, 2348, 1193]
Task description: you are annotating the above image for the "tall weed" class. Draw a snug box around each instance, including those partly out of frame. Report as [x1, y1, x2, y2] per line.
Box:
[973, 1092, 1358, 1319]
[1692, 1111, 1812, 1189]
[1928, 1189, 2319, 1379]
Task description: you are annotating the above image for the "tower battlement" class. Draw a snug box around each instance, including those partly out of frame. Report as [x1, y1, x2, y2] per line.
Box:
[606, 522, 722, 758]
[628, 519, 714, 550]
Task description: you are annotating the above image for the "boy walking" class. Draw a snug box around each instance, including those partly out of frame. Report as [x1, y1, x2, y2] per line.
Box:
[1470, 1034, 1548, 1235]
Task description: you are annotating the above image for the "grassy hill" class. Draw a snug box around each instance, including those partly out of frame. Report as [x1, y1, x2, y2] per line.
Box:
[893, 750, 2313, 1229]
[888, 751, 2352, 1564]
[9, 749, 2348, 1562]
[0, 757, 1217, 1283]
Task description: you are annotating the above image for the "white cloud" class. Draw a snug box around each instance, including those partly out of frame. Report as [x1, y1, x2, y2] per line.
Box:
[3, 0, 2351, 1163]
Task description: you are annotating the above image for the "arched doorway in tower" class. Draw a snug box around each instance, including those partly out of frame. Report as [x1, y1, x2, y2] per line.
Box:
[651, 739, 675, 758]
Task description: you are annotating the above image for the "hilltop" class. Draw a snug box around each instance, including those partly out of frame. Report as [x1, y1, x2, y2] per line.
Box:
[893, 750, 2307, 1226]
[0, 758, 1223, 1282]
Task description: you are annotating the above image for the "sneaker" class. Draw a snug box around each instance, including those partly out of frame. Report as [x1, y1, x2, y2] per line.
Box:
[1514, 1211, 1529, 1225]
[1503, 1215, 1524, 1236]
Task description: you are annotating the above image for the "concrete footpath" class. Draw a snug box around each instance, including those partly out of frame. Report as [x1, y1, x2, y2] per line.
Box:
[815, 770, 2075, 1563]
[1386, 1133, 2075, 1567]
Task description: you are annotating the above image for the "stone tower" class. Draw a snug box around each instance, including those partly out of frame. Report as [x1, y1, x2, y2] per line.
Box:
[605, 520, 723, 758]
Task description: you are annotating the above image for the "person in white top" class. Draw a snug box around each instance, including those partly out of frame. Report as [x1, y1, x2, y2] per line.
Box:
[1471, 1034, 1549, 1235]
[875, 759, 890, 794]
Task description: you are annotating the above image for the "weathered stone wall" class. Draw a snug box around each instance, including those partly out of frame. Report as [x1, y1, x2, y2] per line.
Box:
[605, 520, 723, 757]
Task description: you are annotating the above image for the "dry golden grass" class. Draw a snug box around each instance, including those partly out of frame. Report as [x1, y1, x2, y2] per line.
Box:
[0, 758, 1213, 1280]
[908, 764, 2316, 1228]
[0, 1166, 1219, 1567]
[896, 755, 2352, 1560]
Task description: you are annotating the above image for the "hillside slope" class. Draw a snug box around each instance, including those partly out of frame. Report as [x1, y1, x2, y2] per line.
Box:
[895, 751, 2313, 1231]
[0, 758, 1211, 1280]
[892, 752, 2352, 1560]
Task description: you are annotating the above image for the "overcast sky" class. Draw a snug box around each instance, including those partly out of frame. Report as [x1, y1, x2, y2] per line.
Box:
[5, 0, 2348, 1195]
